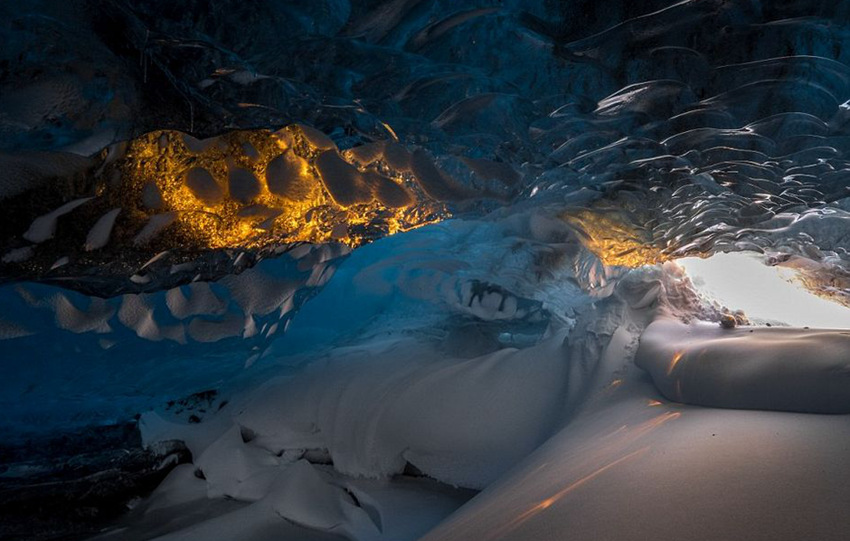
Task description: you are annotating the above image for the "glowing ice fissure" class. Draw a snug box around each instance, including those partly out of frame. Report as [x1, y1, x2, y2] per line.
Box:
[676, 251, 850, 329]
[563, 209, 668, 268]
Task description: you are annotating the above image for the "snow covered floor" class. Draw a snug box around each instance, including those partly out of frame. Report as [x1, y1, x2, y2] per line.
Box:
[422, 379, 850, 541]
[419, 255, 850, 541]
[96, 462, 474, 541]
[90, 220, 850, 541]
[5, 208, 849, 540]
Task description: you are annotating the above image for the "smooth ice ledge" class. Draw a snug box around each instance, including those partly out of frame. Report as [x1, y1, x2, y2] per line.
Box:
[636, 318, 850, 414]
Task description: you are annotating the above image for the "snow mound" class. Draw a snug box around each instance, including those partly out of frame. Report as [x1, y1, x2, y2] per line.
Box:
[236, 333, 570, 489]
[636, 318, 850, 414]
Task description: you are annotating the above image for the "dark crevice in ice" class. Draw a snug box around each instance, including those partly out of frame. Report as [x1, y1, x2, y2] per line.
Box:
[0, 422, 189, 541]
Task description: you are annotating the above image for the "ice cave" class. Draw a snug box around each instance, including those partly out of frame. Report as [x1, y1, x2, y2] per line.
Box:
[3, 1, 850, 539]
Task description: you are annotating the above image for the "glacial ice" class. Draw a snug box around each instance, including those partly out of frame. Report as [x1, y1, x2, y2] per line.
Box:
[4, 0, 850, 539]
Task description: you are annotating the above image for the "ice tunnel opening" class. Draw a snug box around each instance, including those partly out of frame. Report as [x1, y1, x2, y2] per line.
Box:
[675, 251, 850, 329]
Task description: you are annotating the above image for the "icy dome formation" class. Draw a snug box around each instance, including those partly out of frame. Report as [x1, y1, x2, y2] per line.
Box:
[4, 0, 850, 540]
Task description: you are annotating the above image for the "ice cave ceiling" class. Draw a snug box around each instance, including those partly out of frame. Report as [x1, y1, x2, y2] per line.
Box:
[4, 1, 850, 540]
[6, 0, 850, 294]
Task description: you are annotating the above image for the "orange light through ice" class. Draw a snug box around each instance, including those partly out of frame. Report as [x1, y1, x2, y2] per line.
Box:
[667, 350, 685, 375]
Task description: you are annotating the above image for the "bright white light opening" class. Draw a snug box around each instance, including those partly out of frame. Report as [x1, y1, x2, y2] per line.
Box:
[676, 251, 850, 329]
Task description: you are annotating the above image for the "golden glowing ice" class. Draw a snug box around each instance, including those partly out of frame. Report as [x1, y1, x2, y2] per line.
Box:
[563, 208, 668, 268]
[117, 125, 448, 251]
